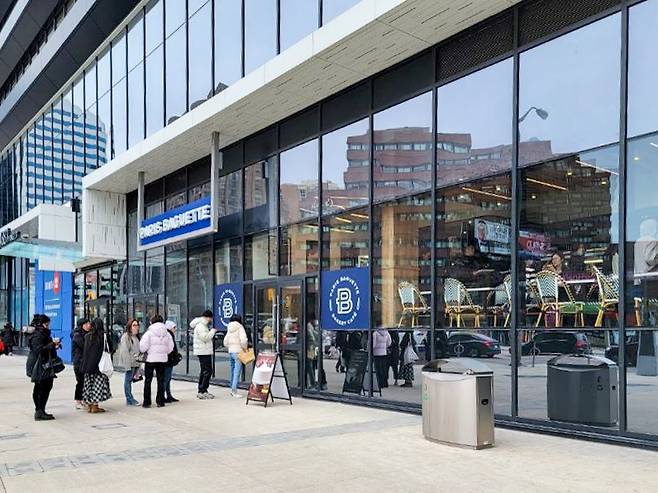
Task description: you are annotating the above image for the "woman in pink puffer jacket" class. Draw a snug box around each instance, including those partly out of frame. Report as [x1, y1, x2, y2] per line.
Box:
[139, 315, 174, 408]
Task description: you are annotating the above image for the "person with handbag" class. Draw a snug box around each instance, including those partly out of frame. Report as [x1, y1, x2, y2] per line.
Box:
[191, 310, 217, 399]
[26, 314, 61, 421]
[163, 320, 182, 403]
[72, 318, 91, 410]
[139, 315, 174, 408]
[81, 318, 113, 413]
[398, 332, 418, 388]
[373, 328, 392, 389]
[223, 314, 249, 398]
[116, 318, 142, 406]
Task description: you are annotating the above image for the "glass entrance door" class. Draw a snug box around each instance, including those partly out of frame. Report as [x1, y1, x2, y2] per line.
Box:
[254, 280, 304, 389]
[128, 294, 162, 332]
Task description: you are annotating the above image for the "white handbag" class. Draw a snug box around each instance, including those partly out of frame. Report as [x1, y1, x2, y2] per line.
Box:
[98, 333, 114, 378]
[404, 344, 419, 365]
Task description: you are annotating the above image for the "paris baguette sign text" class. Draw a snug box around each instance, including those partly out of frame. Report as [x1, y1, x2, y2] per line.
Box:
[139, 196, 213, 249]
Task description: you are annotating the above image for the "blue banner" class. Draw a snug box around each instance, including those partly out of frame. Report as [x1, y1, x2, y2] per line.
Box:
[139, 196, 212, 247]
[321, 267, 369, 331]
[214, 283, 243, 331]
[35, 266, 74, 363]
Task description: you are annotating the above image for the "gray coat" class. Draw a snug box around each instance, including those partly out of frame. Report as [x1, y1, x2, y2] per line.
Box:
[115, 333, 140, 369]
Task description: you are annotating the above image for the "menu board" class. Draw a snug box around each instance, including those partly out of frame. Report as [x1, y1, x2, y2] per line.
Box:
[246, 351, 292, 407]
[342, 350, 368, 395]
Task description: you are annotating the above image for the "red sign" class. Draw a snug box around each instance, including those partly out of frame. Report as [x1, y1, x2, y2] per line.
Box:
[53, 272, 60, 295]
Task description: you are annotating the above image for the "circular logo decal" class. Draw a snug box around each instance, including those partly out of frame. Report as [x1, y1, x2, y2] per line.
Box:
[217, 288, 238, 329]
[328, 275, 362, 327]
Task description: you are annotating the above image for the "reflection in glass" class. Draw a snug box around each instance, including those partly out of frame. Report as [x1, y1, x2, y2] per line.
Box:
[322, 208, 369, 270]
[280, 0, 318, 51]
[214, 0, 242, 92]
[373, 193, 432, 329]
[244, 0, 277, 74]
[245, 231, 277, 281]
[437, 58, 513, 187]
[280, 139, 318, 225]
[215, 239, 242, 284]
[188, 2, 212, 109]
[322, 118, 369, 215]
[373, 92, 433, 202]
[279, 222, 319, 276]
[166, 241, 187, 375]
[166, 26, 187, 123]
[519, 14, 620, 166]
[112, 78, 127, 157]
[244, 157, 277, 232]
[322, 0, 360, 24]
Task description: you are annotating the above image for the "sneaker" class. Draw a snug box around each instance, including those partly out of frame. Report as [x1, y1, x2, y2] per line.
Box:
[127, 400, 140, 406]
[205, 392, 215, 399]
[75, 401, 86, 410]
[230, 391, 242, 398]
[197, 393, 206, 399]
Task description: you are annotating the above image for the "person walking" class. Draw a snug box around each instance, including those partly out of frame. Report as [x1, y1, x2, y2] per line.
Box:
[26, 314, 60, 421]
[190, 310, 216, 399]
[398, 332, 418, 388]
[373, 328, 392, 389]
[72, 318, 91, 410]
[81, 318, 112, 413]
[116, 318, 142, 406]
[163, 320, 181, 403]
[223, 314, 248, 398]
[2, 322, 15, 356]
[139, 315, 174, 408]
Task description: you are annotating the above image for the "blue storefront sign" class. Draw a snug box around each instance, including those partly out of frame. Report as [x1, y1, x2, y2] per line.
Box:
[214, 283, 243, 330]
[321, 267, 369, 331]
[35, 266, 74, 363]
[139, 196, 212, 248]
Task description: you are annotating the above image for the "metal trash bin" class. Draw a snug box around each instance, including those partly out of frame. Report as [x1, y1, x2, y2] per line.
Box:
[547, 354, 618, 426]
[421, 359, 494, 449]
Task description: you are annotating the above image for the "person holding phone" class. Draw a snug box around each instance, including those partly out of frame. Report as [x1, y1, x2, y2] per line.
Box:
[26, 314, 59, 421]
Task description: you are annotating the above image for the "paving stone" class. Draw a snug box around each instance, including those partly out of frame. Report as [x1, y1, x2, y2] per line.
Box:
[38, 457, 73, 472]
[5, 461, 43, 477]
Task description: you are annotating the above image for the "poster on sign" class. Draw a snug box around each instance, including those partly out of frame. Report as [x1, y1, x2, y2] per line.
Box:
[475, 219, 511, 255]
[246, 351, 292, 407]
[214, 283, 242, 330]
[321, 267, 369, 331]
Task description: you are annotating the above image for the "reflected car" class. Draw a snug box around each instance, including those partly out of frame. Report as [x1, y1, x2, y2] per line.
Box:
[521, 331, 590, 356]
[447, 333, 501, 358]
[605, 335, 639, 367]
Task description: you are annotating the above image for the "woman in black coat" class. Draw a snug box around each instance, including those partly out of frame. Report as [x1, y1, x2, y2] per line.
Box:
[2, 322, 15, 355]
[71, 318, 91, 409]
[80, 318, 112, 413]
[26, 314, 60, 421]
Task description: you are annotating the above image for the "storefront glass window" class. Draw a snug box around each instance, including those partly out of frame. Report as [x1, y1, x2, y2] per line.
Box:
[245, 231, 277, 281]
[165, 25, 187, 124]
[373, 92, 432, 202]
[188, 245, 213, 375]
[128, 13, 145, 147]
[321, 208, 369, 270]
[244, 0, 277, 75]
[280, 139, 318, 225]
[214, 0, 242, 92]
[166, 241, 188, 375]
[280, 221, 319, 276]
[218, 170, 242, 237]
[437, 58, 512, 187]
[321, 118, 369, 215]
[215, 238, 243, 284]
[244, 157, 277, 232]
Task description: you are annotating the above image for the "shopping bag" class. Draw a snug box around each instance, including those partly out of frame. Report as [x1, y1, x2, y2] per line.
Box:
[238, 348, 255, 365]
[403, 344, 419, 365]
[99, 333, 114, 377]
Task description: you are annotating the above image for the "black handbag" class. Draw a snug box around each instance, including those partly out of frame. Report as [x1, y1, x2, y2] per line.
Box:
[170, 352, 183, 366]
[134, 351, 147, 364]
[43, 354, 66, 374]
[31, 354, 56, 382]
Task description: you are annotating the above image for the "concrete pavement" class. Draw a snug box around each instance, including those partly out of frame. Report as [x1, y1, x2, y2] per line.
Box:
[1, 354, 657, 493]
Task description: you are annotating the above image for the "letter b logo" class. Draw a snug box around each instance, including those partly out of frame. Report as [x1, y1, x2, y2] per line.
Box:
[336, 288, 353, 315]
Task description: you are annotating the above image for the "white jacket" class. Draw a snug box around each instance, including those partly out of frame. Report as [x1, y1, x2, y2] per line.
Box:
[139, 323, 174, 363]
[223, 321, 248, 354]
[191, 317, 216, 356]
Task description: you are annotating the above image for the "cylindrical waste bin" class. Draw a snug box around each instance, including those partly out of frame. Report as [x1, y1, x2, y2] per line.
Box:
[421, 359, 494, 449]
[547, 354, 618, 426]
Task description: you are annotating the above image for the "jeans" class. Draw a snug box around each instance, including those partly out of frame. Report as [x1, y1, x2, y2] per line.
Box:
[74, 368, 84, 401]
[144, 362, 166, 406]
[229, 352, 242, 392]
[164, 365, 174, 398]
[33, 378, 54, 412]
[124, 369, 137, 404]
[197, 355, 212, 393]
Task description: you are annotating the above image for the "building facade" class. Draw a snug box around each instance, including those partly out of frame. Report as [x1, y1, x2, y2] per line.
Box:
[1, 0, 658, 448]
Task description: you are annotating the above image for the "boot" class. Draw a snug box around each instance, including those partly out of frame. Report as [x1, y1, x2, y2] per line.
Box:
[34, 410, 54, 421]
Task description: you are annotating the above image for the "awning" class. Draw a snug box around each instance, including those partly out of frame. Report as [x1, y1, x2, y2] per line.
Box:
[0, 203, 81, 272]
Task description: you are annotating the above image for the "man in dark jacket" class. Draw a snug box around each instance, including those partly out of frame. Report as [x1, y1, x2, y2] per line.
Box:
[72, 318, 91, 409]
[2, 322, 15, 355]
[26, 314, 60, 421]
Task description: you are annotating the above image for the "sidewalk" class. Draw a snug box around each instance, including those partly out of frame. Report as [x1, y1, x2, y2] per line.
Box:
[0, 355, 656, 493]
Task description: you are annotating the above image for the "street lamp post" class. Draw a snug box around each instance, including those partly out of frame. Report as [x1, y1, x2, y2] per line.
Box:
[518, 106, 549, 123]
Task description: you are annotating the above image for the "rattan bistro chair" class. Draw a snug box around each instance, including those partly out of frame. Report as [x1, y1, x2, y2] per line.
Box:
[534, 270, 584, 327]
[488, 275, 513, 327]
[592, 266, 619, 327]
[397, 281, 431, 328]
[444, 278, 482, 328]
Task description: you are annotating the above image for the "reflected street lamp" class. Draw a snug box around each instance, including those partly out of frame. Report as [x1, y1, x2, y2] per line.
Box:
[519, 106, 549, 123]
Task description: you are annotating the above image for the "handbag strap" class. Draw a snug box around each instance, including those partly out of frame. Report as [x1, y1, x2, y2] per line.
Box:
[103, 331, 109, 353]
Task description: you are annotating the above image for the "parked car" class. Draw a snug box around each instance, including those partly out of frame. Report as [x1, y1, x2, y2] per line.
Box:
[447, 332, 501, 358]
[521, 331, 591, 356]
[605, 335, 639, 367]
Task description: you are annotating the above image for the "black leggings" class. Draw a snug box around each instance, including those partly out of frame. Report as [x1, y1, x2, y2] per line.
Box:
[144, 362, 166, 406]
[33, 378, 54, 412]
[74, 368, 84, 401]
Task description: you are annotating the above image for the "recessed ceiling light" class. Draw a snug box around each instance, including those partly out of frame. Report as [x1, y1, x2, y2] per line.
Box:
[634, 156, 640, 161]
